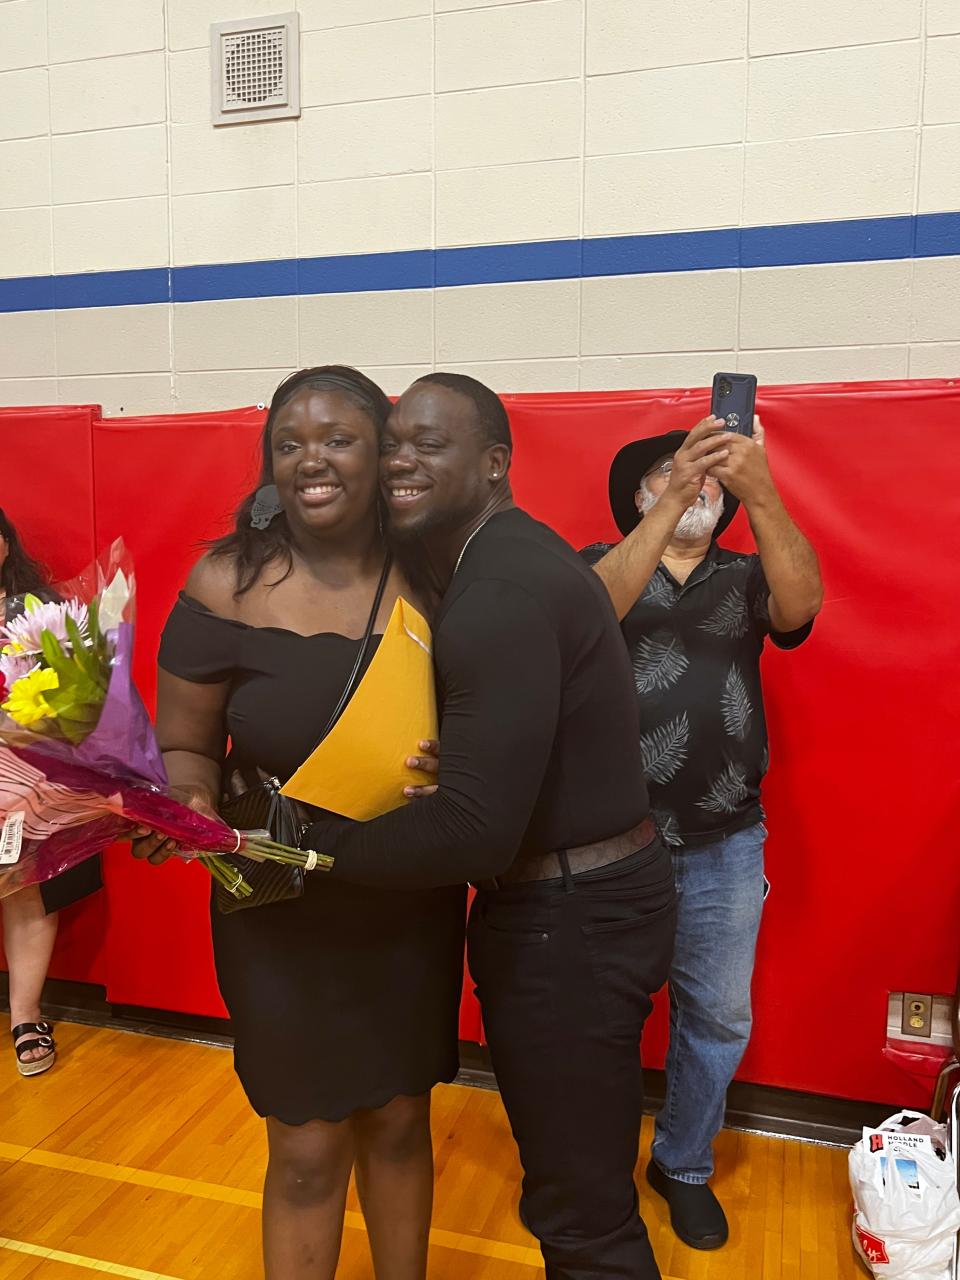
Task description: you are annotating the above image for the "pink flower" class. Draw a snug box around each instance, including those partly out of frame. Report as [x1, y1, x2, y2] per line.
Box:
[0, 650, 36, 687]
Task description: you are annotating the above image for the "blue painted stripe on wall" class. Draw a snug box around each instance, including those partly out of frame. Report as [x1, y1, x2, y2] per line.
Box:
[436, 239, 582, 286]
[173, 258, 299, 303]
[299, 249, 434, 295]
[54, 267, 170, 310]
[2, 212, 959, 313]
[0, 274, 55, 311]
[915, 211, 960, 258]
[739, 215, 915, 267]
[583, 228, 740, 276]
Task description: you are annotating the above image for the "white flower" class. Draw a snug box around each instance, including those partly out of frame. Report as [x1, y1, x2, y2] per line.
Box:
[0, 597, 88, 656]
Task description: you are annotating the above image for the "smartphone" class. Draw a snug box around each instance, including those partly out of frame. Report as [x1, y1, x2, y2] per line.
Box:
[711, 372, 757, 436]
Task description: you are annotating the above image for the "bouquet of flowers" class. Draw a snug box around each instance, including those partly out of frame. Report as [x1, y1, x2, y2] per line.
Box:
[0, 541, 330, 901]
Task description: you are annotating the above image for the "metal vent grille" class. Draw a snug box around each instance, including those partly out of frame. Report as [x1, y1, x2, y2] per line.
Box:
[211, 12, 299, 126]
[224, 27, 285, 106]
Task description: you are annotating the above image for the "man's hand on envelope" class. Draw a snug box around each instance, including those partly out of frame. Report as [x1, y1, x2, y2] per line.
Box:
[403, 739, 439, 800]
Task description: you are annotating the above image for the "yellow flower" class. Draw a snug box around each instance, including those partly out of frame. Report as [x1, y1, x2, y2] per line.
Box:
[2, 666, 59, 727]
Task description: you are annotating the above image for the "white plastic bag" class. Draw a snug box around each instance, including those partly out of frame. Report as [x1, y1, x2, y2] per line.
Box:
[849, 1110, 960, 1279]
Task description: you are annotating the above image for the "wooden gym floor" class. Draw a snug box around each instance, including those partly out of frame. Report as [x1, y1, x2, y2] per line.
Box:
[0, 1021, 868, 1279]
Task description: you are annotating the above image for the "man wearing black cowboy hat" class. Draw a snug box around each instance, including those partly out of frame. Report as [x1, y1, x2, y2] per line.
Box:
[582, 415, 822, 1251]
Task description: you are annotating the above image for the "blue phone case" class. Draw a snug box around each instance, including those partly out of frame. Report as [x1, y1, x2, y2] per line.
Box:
[711, 373, 757, 436]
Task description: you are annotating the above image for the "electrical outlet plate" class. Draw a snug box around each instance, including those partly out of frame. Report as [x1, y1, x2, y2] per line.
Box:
[901, 992, 933, 1038]
[887, 991, 952, 1045]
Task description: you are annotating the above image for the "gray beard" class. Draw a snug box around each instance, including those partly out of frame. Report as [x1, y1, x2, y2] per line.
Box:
[640, 481, 724, 540]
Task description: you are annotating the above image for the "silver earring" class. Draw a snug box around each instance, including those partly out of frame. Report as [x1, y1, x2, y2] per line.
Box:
[251, 483, 283, 530]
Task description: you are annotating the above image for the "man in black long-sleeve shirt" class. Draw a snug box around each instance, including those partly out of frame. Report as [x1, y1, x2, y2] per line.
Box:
[305, 374, 676, 1279]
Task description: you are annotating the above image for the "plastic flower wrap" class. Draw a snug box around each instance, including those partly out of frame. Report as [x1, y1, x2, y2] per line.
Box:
[0, 540, 329, 900]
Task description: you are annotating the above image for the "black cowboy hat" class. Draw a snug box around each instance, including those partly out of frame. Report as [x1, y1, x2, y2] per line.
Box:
[608, 429, 740, 539]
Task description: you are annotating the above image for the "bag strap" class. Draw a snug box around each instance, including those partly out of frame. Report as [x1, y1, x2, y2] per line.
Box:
[225, 553, 392, 797]
[311, 552, 392, 751]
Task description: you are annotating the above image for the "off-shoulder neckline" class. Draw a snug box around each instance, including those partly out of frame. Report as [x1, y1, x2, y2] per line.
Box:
[176, 592, 384, 643]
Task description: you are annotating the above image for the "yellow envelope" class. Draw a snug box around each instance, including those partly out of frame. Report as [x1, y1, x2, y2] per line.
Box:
[281, 597, 437, 820]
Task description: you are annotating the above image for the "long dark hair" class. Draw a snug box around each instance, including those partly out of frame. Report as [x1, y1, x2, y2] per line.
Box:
[0, 508, 49, 598]
[208, 366, 393, 596]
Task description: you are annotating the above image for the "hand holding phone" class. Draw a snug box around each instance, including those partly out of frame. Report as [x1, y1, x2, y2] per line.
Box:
[711, 373, 757, 437]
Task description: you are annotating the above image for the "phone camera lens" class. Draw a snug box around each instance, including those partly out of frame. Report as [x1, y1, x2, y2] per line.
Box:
[718, 378, 732, 398]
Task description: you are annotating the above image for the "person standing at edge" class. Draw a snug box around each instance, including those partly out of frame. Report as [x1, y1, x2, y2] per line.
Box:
[581, 415, 822, 1250]
[301, 373, 677, 1280]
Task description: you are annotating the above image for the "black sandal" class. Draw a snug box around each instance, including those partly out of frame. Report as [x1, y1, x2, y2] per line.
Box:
[12, 1021, 56, 1077]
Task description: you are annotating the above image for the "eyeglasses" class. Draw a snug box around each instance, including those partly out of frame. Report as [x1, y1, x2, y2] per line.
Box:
[643, 459, 721, 485]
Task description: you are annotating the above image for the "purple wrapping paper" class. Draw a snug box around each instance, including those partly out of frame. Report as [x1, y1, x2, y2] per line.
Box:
[10, 623, 167, 787]
[0, 609, 240, 898]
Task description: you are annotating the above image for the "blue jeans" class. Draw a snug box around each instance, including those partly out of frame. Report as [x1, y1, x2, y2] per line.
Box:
[652, 821, 766, 1184]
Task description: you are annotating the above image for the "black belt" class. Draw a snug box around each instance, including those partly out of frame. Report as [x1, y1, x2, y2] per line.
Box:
[475, 816, 657, 891]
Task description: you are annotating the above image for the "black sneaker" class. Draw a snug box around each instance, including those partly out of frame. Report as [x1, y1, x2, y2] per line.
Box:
[645, 1160, 729, 1250]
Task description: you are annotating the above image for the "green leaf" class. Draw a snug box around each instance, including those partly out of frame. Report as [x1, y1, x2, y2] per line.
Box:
[39, 629, 71, 679]
[80, 605, 110, 686]
[65, 615, 98, 682]
[87, 597, 102, 643]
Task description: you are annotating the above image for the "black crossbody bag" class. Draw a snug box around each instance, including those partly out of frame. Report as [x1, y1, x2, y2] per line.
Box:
[215, 556, 391, 914]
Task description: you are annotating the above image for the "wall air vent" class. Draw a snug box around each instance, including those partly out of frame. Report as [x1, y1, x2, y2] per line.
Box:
[210, 12, 300, 126]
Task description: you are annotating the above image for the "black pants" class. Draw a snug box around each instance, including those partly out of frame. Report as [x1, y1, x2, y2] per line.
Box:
[468, 841, 677, 1280]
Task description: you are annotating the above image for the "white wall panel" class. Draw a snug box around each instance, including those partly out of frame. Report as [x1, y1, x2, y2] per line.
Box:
[923, 36, 960, 124]
[0, 137, 51, 209]
[739, 261, 912, 348]
[298, 173, 433, 257]
[299, 291, 434, 367]
[586, 62, 746, 156]
[53, 126, 168, 204]
[436, 1, 582, 93]
[301, 18, 432, 107]
[436, 280, 580, 362]
[50, 52, 166, 133]
[298, 97, 433, 184]
[581, 271, 739, 355]
[585, 147, 744, 236]
[0, 311, 57, 377]
[747, 43, 922, 141]
[0, 68, 49, 140]
[170, 121, 297, 196]
[57, 373, 175, 415]
[300, 0, 431, 28]
[749, 0, 920, 57]
[0, 1, 47, 73]
[437, 80, 582, 169]
[743, 131, 917, 226]
[0, 207, 51, 277]
[173, 298, 299, 372]
[172, 187, 296, 267]
[437, 160, 581, 247]
[0, 378, 58, 405]
[54, 197, 168, 272]
[47, 0, 164, 62]
[586, 0, 746, 75]
[919, 125, 960, 212]
[56, 305, 171, 375]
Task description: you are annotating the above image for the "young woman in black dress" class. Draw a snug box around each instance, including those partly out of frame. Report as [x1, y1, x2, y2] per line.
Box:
[1, 509, 102, 1077]
[132, 368, 465, 1279]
